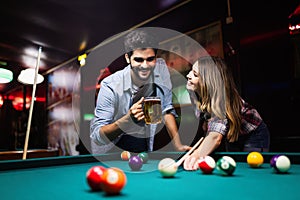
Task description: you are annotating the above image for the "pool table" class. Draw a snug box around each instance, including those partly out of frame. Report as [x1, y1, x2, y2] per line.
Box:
[0, 152, 299, 200]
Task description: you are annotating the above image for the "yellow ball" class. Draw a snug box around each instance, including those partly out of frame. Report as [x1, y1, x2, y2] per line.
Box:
[247, 152, 264, 167]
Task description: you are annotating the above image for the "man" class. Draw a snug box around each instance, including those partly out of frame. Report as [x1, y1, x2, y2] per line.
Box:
[90, 29, 190, 153]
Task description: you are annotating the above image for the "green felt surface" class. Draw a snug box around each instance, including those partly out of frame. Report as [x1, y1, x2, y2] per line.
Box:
[0, 153, 300, 200]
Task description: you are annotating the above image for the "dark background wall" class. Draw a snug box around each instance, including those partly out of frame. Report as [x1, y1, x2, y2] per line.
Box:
[154, 0, 300, 152]
[143, 0, 300, 151]
[1, 0, 299, 152]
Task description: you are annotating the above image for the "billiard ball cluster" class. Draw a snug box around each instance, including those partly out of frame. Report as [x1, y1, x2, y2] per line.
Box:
[85, 151, 293, 197]
[246, 152, 291, 173]
[86, 166, 126, 195]
[195, 152, 292, 176]
[120, 151, 149, 171]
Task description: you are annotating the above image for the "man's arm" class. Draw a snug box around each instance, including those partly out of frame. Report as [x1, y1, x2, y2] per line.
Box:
[91, 78, 127, 145]
[100, 97, 145, 143]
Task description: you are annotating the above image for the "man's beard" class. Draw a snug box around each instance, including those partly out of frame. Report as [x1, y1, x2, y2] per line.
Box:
[131, 65, 155, 81]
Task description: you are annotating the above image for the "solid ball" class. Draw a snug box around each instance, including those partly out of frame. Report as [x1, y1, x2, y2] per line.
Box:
[216, 156, 236, 176]
[138, 152, 149, 163]
[128, 155, 143, 171]
[101, 167, 127, 194]
[121, 151, 131, 161]
[198, 156, 216, 174]
[270, 155, 280, 168]
[270, 155, 291, 173]
[247, 152, 264, 168]
[86, 166, 107, 191]
[158, 158, 178, 177]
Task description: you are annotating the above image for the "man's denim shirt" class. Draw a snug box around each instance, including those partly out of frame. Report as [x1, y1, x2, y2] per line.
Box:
[90, 58, 176, 153]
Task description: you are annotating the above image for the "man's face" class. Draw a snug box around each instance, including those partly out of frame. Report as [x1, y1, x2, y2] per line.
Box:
[126, 48, 156, 81]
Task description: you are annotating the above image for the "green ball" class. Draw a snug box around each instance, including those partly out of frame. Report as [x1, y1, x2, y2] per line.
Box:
[216, 156, 236, 176]
[138, 152, 149, 163]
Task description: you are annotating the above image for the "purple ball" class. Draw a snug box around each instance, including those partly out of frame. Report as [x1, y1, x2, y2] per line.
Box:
[129, 155, 143, 171]
[270, 154, 291, 173]
[270, 155, 281, 168]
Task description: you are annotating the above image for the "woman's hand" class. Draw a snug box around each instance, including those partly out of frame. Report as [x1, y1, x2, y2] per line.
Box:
[183, 151, 200, 171]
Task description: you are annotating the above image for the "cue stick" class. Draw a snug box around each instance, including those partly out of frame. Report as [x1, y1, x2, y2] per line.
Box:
[22, 47, 42, 160]
[175, 137, 204, 167]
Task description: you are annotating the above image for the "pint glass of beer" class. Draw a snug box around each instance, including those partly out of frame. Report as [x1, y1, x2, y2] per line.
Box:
[144, 96, 162, 124]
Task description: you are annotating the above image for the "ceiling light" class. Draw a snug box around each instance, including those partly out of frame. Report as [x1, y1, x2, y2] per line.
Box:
[0, 94, 3, 108]
[0, 68, 13, 83]
[18, 68, 44, 85]
[78, 53, 87, 67]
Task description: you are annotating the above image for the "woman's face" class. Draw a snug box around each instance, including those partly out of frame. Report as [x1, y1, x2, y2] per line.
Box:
[186, 61, 200, 92]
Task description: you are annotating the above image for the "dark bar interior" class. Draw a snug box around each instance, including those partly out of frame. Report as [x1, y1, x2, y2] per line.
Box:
[0, 0, 300, 160]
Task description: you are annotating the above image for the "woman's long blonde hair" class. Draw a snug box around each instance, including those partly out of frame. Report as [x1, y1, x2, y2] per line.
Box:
[195, 56, 242, 142]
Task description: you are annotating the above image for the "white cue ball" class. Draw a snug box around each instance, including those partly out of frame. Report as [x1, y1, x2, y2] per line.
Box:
[158, 158, 178, 177]
[275, 155, 291, 173]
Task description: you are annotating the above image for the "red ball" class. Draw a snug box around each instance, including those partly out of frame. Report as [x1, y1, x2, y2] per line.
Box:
[101, 167, 127, 194]
[198, 156, 216, 174]
[86, 166, 107, 191]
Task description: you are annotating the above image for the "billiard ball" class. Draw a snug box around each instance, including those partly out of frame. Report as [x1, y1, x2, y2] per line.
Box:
[247, 151, 264, 168]
[198, 156, 216, 174]
[128, 155, 143, 171]
[138, 152, 149, 163]
[216, 156, 236, 176]
[270, 155, 291, 173]
[101, 167, 127, 194]
[86, 166, 107, 191]
[121, 151, 131, 161]
[158, 158, 178, 177]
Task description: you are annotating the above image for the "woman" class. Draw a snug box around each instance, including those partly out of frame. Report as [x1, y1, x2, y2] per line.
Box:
[183, 56, 270, 170]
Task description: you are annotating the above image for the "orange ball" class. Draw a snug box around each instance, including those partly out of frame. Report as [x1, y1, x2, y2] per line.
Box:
[101, 167, 127, 194]
[121, 151, 131, 161]
[247, 152, 264, 167]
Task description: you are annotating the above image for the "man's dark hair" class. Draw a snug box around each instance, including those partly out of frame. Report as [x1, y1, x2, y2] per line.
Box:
[124, 29, 158, 58]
